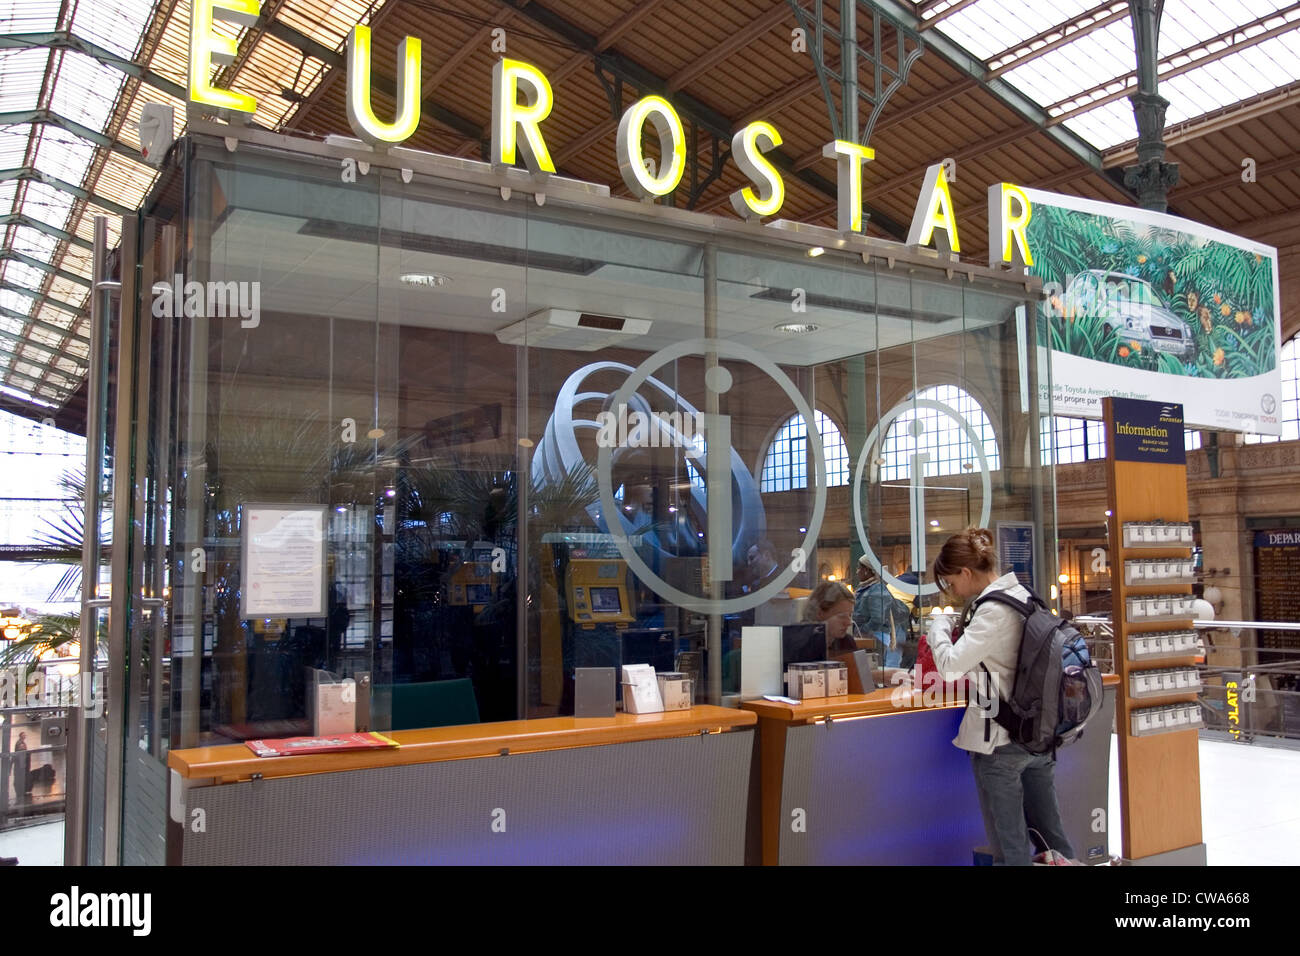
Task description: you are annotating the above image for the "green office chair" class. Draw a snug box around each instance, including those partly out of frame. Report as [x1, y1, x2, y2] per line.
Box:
[388, 679, 481, 730]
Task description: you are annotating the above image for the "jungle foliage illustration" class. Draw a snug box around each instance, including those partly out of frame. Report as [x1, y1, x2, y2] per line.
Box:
[1029, 203, 1276, 380]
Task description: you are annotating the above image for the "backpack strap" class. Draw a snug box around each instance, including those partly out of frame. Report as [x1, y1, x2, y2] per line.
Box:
[969, 589, 1044, 744]
[971, 588, 1041, 618]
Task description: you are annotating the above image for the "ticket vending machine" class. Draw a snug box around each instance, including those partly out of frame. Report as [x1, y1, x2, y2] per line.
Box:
[565, 559, 637, 629]
[448, 560, 496, 612]
[565, 559, 636, 684]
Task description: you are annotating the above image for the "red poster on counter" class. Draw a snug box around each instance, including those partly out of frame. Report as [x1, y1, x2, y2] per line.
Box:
[245, 731, 400, 757]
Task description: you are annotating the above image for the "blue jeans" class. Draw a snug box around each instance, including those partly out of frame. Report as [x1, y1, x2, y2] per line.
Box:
[872, 631, 902, 668]
[969, 742, 1074, 866]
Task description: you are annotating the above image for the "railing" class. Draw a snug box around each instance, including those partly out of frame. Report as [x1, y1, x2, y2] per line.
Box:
[1074, 615, 1300, 743]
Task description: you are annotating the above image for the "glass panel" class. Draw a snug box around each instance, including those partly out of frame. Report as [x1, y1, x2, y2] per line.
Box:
[156, 135, 1055, 749]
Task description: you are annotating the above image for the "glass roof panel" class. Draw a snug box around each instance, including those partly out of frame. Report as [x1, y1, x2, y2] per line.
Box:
[1057, 101, 1136, 149]
[32, 132, 98, 190]
[8, 225, 59, 259]
[0, 291, 32, 317]
[921, 0, 1300, 155]
[0, 0, 62, 33]
[68, 0, 157, 60]
[3, 262, 47, 289]
[48, 52, 128, 133]
[1002, 18, 1137, 110]
[0, 49, 52, 113]
[0, 125, 30, 170]
[923, 0, 1105, 60]
[18, 182, 76, 233]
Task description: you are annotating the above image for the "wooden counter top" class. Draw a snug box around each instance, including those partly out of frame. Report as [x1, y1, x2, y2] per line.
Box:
[741, 673, 1120, 725]
[742, 688, 956, 724]
[169, 706, 755, 783]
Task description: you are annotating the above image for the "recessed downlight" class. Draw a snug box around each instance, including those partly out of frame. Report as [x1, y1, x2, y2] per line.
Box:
[400, 272, 451, 288]
[807, 246, 825, 257]
[775, 322, 818, 334]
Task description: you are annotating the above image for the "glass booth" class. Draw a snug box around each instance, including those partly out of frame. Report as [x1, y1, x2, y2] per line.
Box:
[76, 129, 1054, 863]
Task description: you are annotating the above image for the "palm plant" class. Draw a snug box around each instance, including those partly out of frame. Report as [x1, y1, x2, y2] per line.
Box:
[0, 613, 80, 674]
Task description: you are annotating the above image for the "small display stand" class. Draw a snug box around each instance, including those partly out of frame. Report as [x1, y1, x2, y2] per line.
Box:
[1103, 397, 1205, 864]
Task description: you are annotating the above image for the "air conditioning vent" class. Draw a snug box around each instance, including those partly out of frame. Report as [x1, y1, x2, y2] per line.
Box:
[495, 310, 651, 350]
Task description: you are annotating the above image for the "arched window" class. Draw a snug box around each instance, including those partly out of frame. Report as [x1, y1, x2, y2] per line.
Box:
[1038, 417, 1199, 464]
[1244, 332, 1299, 444]
[880, 385, 999, 481]
[1039, 417, 1107, 465]
[761, 410, 849, 492]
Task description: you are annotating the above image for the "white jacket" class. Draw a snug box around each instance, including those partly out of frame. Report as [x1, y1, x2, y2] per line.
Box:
[926, 572, 1029, 754]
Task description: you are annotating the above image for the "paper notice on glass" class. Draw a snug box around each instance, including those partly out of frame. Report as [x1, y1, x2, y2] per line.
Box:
[241, 504, 328, 618]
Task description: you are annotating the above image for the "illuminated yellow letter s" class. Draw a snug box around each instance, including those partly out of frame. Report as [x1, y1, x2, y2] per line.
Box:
[492, 59, 556, 175]
[189, 0, 261, 116]
[346, 25, 422, 146]
[729, 121, 785, 220]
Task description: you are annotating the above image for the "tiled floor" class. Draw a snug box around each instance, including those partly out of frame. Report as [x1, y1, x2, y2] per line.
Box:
[0, 818, 63, 865]
[4, 735, 1299, 865]
[1107, 734, 1300, 864]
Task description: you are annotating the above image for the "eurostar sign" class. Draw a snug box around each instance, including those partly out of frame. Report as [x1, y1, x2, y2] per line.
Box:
[189, 0, 1035, 269]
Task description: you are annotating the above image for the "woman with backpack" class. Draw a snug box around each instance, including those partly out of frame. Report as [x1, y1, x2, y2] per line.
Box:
[927, 527, 1075, 866]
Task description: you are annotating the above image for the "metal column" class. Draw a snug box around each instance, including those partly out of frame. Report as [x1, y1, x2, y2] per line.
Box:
[1124, 0, 1179, 211]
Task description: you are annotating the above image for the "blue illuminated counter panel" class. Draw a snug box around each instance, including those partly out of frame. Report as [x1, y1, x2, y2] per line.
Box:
[167, 707, 756, 865]
[742, 676, 1118, 865]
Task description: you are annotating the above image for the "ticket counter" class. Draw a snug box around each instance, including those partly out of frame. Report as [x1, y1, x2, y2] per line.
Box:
[168, 707, 755, 865]
[743, 675, 1119, 865]
[76, 126, 1059, 864]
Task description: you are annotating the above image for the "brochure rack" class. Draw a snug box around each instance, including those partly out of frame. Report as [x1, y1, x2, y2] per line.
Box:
[1103, 397, 1204, 863]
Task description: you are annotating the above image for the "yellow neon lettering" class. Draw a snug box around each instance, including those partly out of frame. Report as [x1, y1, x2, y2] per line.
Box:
[188, 0, 260, 115]
[822, 140, 874, 233]
[908, 163, 961, 253]
[617, 95, 686, 198]
[998, 183, 1033, 267]
[729, 121, 785, 219]
[491, 58, 556, 174]
[345, 26, 421, 145]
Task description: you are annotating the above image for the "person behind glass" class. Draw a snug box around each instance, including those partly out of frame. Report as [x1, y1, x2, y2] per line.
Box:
[927, 527, 1075, 866]
[803, 581, 859, 656]
[853, 555, 908, 667]
[743, 539, 781, 594]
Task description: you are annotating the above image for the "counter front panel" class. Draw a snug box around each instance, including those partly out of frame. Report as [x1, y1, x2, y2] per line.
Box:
[174, 707, 755, 866]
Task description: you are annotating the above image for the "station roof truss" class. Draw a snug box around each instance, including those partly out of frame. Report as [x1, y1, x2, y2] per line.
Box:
[0, 0, 1297, 428]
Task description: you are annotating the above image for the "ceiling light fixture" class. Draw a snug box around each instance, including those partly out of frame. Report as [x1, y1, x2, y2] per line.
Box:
[807, 246, 825, 257]
[775, 322, 818, 334]
[399, 272, 452, 288]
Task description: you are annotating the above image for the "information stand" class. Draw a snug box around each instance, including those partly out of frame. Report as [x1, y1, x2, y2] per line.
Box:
[1103, 397, 1206, 864]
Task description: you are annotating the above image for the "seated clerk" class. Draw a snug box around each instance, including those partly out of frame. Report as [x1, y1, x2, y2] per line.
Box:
[802, 580, 860, 657]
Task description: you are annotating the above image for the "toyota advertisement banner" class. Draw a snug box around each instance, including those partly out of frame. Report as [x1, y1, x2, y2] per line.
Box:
[1025, 188, 1282, 435]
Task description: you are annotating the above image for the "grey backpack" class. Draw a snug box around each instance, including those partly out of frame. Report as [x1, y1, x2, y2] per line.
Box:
[973, 589, 1104, 754]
